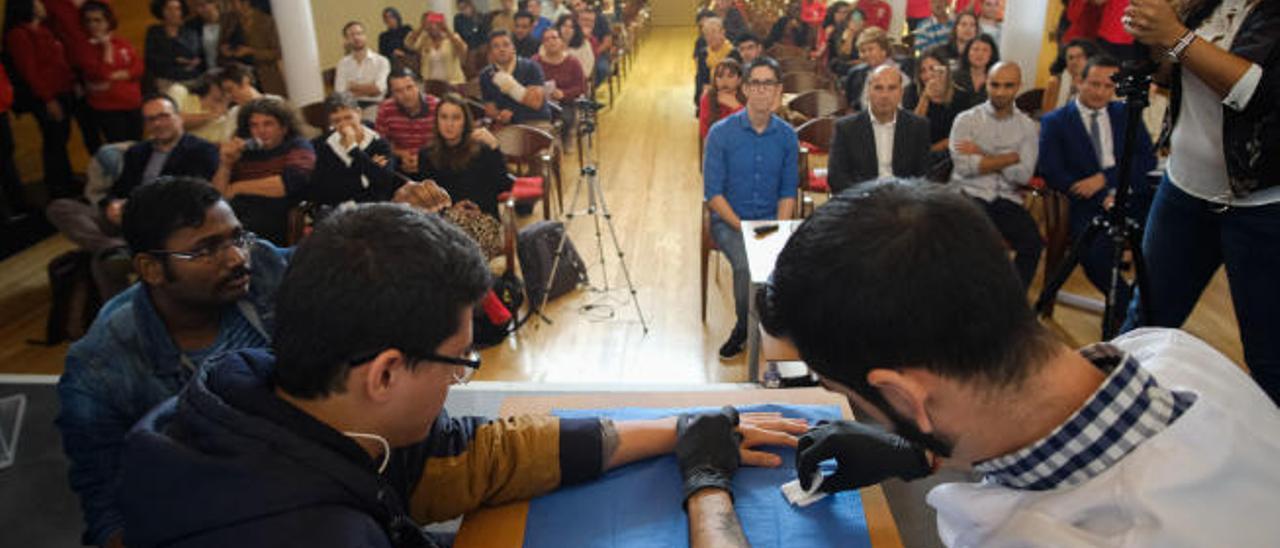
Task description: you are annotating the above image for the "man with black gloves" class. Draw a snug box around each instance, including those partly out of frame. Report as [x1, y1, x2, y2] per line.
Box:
[675, 406, 750, 547]
[753, 181, 1280, 545]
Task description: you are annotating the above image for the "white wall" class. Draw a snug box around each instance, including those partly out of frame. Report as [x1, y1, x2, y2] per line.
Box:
[999, 0, 1047, 91]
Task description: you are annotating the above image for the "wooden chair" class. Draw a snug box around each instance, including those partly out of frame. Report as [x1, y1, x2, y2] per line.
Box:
[795, 117, 837, 217]
[767, 43, 808, 61]
[322, 68, 336, 91]
[779, 56, 819, 75]
[1016, 88, 1046, 119]
[464, 45, 490, 81]
[422, 79, 456, 99]
[300, 101, 328, 132]
[1028, 177, 1079, 318]
[787, 89, 846, 121]
[782, 71, 823, 94]
[495, 124, 561, 219]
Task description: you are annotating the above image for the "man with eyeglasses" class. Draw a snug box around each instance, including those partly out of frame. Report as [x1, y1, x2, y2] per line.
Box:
[57, 176, 288, 548]
[703, 56, 798, 359]
[117, 203, 807, 547]
[45, 93, 220, 299]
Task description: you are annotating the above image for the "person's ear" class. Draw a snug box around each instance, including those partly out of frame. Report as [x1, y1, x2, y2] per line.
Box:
[134, 253, 166, 286]
[866, 368, 934, 434]
[358, 349, 408, 404]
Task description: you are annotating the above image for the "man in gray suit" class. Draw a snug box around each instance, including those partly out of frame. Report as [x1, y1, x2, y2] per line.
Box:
[828, 65, 931, 193]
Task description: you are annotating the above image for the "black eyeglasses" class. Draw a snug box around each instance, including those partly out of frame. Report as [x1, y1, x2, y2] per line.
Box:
[147, 231, 255, 263]
[347, 349, 482, 384]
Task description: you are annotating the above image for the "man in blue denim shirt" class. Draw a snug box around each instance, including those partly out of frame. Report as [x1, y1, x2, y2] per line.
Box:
[56, 177, 288, 548]
[703, 57, 797, 359]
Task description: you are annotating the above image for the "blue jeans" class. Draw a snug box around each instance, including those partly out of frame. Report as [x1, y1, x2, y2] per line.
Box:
[1123, 179, 1280, 404]
[710, 218, 749, 335]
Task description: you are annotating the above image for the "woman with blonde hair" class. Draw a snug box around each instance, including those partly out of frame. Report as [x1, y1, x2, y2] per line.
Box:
[406, 11, 468, 85]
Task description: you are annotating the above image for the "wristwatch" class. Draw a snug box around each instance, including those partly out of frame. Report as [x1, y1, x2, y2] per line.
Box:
[1167, 29, 1197, 62]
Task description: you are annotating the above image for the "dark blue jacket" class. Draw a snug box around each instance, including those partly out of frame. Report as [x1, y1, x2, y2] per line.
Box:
[120, 349, 607, 547]
[1038, 100, 1155, 232]
[479, 59, 552, 123]
[55, 240, 288, 546]
[108, 133, 221, 206]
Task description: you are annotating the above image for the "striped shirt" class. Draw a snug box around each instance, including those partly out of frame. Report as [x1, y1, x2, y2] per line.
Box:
[913, 17, 953, 54]
[375, 93, 439, 152]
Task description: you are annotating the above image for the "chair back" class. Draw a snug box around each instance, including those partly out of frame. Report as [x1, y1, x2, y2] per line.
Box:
[423, 79, 456, 99]
[464, 45, 491, 80]
[496, 124, 556, 177]
[795, 116, 836, 155]
[1016, 88, 1046, 118]
[788, 89, 845, 120]
[768, 44, 807, 61]
[782, 70, 823, 94]
[300, 102, 328, 132]
[322, 68, 336, 90]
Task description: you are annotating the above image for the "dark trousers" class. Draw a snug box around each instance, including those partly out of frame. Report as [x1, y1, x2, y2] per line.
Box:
[73, 93, 102, 154]
[0, 113, 27, 215]
[976, 197, 1043, 290]
[90, 108, 142, 147]
[32, 94, 75, 198]
[1122, 179, 1280, 405]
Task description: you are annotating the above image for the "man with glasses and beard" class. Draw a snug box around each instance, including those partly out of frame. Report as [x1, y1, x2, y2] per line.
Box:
[57, 176, 289, 548]
[702, 57, 797, 360]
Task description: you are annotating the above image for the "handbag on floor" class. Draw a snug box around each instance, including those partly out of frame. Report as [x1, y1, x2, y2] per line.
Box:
[517, 220, 588, 310]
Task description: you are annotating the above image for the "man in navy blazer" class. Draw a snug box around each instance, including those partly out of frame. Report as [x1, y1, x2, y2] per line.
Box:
[1038, 56, 1155, 301]
[108, 94, 221, 208]
[829, 65, 931, 193]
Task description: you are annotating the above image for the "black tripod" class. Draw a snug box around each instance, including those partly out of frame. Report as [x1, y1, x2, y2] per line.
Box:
[537, 97, 649, 333]
[1034, 62, 1152, 339]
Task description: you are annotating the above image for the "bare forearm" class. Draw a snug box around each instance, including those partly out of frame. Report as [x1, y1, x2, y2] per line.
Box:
[776, 198, 795, 220]
[1179, 38, 1254, 100]
[605, 417, 677, 470]
[688, 489, 749, 548]
[212, 165, 232, 194]
[930, 139, 949, 152]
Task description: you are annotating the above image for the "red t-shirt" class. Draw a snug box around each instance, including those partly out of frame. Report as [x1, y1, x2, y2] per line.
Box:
[907, 0, 932, 19]
[698, 91, 743, 140]
[1096, 0, 1134, 45]
[4, 24, 75, 102]
[77, 36, 144, 111]
[860, 0, 893, 31]
[801, 0, 827, 27]
[1061, 0, 1103, 43]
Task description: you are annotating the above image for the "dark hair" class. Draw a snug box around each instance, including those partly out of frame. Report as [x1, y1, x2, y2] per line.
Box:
[383, 7, 403, 27]
[342, 20, 363, 36]
[950, 11, 979, 49]
[1081, 54, 1120, 81]
[82, 1, 119, 31]
[4, 0, 39, 28]
[215, 62, 256, 87]
[324, 91, 360, 115]
[555, 14, 585, 48]
[706, 58, 746, 122]
[235, 97, 301, 140]
[142, 92, 180, 113]
[386, 65, 422, 89]
[428, 93, 480, 172]
[489, 29, 513, 44]
[148, 0, 188, 21]
[122, 176, 224, 255]
[695, 9, 716, 23]
[759, 180, 1058, 392]
[1050, 38, 1101, 76]
[736, 33, 761, 47]
[918, 46, 957, 105]
[821, 1, 849, 28]
[514, 10, 534, 23]
[959, 33, 1000, 73]
[271, 203, 491, 398]
[745, 56, 782, 82]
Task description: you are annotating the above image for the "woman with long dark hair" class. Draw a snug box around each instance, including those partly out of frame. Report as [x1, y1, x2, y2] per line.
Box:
[145, 0, 203, 88]
[4, 0, 76, 197]
[699, 58, 745, 139]
[953, 33, 999, 100]
[416, 93, 511, 220]
[911, 47, 976, 181]
[554, 14, 594, 81]
[78, 1, 143, 144]
[378, 7, 414, 66]
[945, 11, 979, 61]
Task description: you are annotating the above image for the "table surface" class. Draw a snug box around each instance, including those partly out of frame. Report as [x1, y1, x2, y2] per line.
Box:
[453, 388, 903, 548]
[741, 220, 803, 285]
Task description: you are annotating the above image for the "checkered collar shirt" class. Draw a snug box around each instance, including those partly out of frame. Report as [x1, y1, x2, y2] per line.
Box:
[973, 343, 1196, 491]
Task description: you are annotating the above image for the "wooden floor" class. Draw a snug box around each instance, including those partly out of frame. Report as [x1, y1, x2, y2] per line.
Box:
[0, 26, 1245, 380]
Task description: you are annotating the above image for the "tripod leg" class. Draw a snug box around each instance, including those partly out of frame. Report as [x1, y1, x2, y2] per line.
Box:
[1125, 218, 1152, 332]
[593, 176, 649, 333]
[1035, 218, 1105, 316]
[591, 186, 610, 291]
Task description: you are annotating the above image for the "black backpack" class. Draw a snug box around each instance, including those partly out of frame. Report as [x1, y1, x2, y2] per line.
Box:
[32, 251, 102, 345]
[516, 220, 588, 311]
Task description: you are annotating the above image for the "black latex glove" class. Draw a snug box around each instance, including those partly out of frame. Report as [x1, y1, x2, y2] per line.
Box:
[676, 406, 743, 507]
[796, 420, 932, 493]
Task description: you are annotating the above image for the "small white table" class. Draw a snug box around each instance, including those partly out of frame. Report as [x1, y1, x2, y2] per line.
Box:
[741, 220, 803, 382]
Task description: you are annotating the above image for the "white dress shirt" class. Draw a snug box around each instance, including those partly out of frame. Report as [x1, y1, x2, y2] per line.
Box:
[871, 112, 896, 179]
[1075, 98, 1115, 170]
[949, 102, 1039, 203]
[334, 50, 392, 102]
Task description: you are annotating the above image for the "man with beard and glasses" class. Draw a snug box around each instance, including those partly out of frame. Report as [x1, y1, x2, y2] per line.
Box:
[57, 176, 289, 548]
[719, 180, 1280, 547]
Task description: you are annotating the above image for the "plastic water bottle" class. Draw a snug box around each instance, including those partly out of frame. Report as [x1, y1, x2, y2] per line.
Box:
[763, 363, 782, 389]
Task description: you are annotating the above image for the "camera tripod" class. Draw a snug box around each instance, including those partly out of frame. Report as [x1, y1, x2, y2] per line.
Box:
[536, 97, 649, 333]
[1034, 60, 1153, 339]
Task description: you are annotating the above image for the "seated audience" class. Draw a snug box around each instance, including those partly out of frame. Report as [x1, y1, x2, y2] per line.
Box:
[949, 62, 1040, 289]
[703, 57, 797, 359]
[826, 8, 865, 77]
[47, 93, 219, 298]
[454, 0, 488, 49]
[698, 58, 745, 140]
[1039, 55, 1154, 304]
[211, 97, 316, 245]
[406, 11, 468, 85]
[77, 1, 144, 145]
[765, 1, 813, 49]
[334, 21, 391, 120]
[480, 30, 551, 126]
[943, 11, 978, 61]
[976, 0, 1002, 42]
[306, 92, 399, 206]
[752, 180, 1280, 547]
[695, 16, 735, 114]
[377, 7, 414, 66]
[533, 27, 586, 139]
[144, 0, 203, 88]
[520, 0, 553, 40]
[828, 65, 930, 192]
[168, 72, 232, 142]
[842, 27, 906, 112]
[910, 48, 976, 180]
[576, 7, 613, 88]
[415, 93, 511, 219]
[4, 0, 76, 196]
[219, 0, 284, 97]
[912, 0, 952, 55]
[117, 202, 803, 547]
[215, 62, 282, 143]
[954, 33, 998, 101]
[735, 33, 763, 65]
[553, 14, 595, 83]
[817, 1, 852, 60]
[189, 0, 222, 74]
[376, 67, 440, 176]
[57, 176, 287, 548]
[512, 11, 540, 58]
[1042, 38, 1100, 113]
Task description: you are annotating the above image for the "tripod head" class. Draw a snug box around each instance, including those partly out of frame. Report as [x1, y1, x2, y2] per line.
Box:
[575, 96, 604, 135]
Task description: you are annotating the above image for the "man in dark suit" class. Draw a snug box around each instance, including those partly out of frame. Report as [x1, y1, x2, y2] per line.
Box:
[829, 65, 931, 193]
[45, 92, 220, 298]
[1038, 55, 1154, 302]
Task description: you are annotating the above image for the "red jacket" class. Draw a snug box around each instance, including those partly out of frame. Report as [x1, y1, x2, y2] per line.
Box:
[0, 64, 13, 114]
[4, 24, 75, 102]
[77, 35, 144, 111]
[860, 0, 893, 31]
[44, 0, 112, 67]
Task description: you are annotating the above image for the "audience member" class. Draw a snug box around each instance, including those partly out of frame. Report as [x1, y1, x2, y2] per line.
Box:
[801, 0, 827, 30]
[944, 10, 978, 61]
[219, 0, 284, 96]
[0, 64, 26, 221]
[407, 12, 468, 86]
[543, 0, 571, 22]
[711, 0, 748, 40]
[1039, 55, 1154, 305]
[695, 17, 736, 113]
[1042, 38, 1099, 113]
[828, 65, 930, 192]
[416, 94, 510, 219]
[144, 0, 202, 88]
[214, 62, 279, 141]
[976, 0, 1002, 42]
[553, 14, 595, 82]
[825, 8, 865, 77]
[949, 62, 1040, 289]
[521, 0, 553, 40]
[377, 7, 414, 66]
[212, 97, 316, 245]
[756, 180, 1280, 547]
[1093, 0, 1134, 60]
[57, 176, 287, 548]
[480, 30, 551, 126]
[858, 0, 893, 31]
[698, 58, 744, 140]
[533, 27, 586, 138]
[76, 1, 143, 145]
[376, 67, 439, 177]
[454, 0, 488, 49]
[576, 7, 612, 88]
[954, 33, 998, 101]
[189, 0, 221, 73]
[906, 0, 932, 29]
[817, 1, 852, 59]
[490, 0, 518, 34]
[512, 10, 541, 58]
[163, 78, 230, 145]
[910, 48, 976, 177]
[1057, 0, 1101, 46]
[41, 0, 105, 155]
[842, 27, 905, 113]
[702, 57, 797, 359]
[306, 92, 399, 206]
[765, 1, 813, 50]
[735, 33, 762, 65]
[912, 0, 952, 55]
[5, 0, 77, 197]
[334, 21, 391, 120]
[116, 202, 802, 547]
